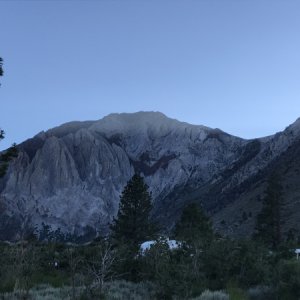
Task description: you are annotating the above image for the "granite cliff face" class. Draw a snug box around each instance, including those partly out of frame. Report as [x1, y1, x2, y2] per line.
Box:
[1, 112, 300, 240]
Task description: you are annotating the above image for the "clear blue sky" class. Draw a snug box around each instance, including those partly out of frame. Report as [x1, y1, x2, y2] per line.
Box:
[1, 0, 300, 150]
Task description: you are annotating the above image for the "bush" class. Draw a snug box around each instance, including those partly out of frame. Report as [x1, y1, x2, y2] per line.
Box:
[191, 289, 229, 300]
[104, 280, 157, 300]
[247, 285, 275, 300]
[0, 284, 80, 300]
[277, 260, 300, 300]
[226, 285, 248, 300]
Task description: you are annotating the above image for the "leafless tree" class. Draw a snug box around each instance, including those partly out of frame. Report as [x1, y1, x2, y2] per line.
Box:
[88, 240, 117, 293]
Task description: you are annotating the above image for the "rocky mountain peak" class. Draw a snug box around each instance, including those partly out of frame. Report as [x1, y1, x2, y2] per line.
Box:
[1, 112, 300, 241]
[90, 111, 211, 138]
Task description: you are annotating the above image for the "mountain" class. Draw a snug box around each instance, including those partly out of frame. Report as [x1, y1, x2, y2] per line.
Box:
[1, 112, 300, 241]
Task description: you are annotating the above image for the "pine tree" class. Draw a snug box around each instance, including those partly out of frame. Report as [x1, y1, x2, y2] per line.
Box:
[253, 174, 282, 249]
[0, 57, 5, 175]
[0, 57, 3, 148]
[0, 57, 3, 78]
[0, 57, 18, 177]
[110, 173, 157, 248]
[174, 202, 214, 246]
[110, 174, 157, 281]
[172, 203, 214, 288]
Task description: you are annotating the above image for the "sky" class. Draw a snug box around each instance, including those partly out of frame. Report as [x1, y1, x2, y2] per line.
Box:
[1, 0, 300, 150]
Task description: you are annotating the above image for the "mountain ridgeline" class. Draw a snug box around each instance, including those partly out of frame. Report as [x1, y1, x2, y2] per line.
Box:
[1, 112, 300, 241]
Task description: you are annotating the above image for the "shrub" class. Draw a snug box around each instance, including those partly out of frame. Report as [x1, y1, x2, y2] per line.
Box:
[226, 285, 248, 300]
[247, 285, 275, 300]
[0, 284, 80, 300]
[277, 260, 300, 300]
[105, 280, 157, 300]
[191, 289, 229, 300]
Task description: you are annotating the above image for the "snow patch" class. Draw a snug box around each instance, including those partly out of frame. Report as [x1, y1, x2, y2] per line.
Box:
[140, 238, 181, 254]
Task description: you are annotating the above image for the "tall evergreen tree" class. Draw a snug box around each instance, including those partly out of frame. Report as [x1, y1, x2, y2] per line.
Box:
[0, 57, 3, 78]
[110, 174, 157, 281]
[253, 174, 283, 249]
[110, 173, 157, 248]
[0, 57, 18, 177]
[0, 58, 4, 138]
[174, 202, 214, 246]
[172, 203, 214, 289]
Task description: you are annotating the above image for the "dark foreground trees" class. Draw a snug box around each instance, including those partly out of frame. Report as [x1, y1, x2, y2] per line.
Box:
[254, 174, 283, 249]
[174, 202, 214, 247]
[110, 173, 157, 280]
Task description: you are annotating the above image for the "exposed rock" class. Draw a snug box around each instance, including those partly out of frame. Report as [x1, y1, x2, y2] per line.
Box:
[1, 111, 300, 240]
